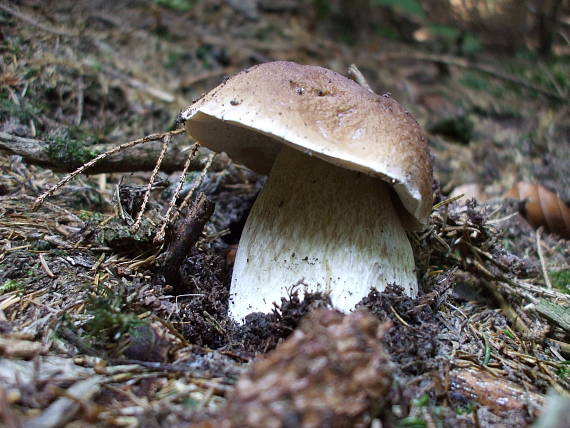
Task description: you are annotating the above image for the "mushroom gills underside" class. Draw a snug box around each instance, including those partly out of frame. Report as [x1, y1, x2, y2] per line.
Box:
[229, 145, 417, 322]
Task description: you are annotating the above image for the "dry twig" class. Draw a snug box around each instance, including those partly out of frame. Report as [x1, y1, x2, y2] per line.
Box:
[348, 64, 374, 93]
[176, 152, 216, 219]
[131, 135, 171, 234]
[154, 143, 200, 243]
[536, 228, 553, 289]
[32, 129, 186, 211]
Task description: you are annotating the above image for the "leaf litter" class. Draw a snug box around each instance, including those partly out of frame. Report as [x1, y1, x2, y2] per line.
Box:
[0, 1, 569, 427]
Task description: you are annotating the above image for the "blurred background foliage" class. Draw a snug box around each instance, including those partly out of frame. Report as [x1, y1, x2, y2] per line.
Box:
[146, 0, 568, 61]
[310, 0, 566, 56]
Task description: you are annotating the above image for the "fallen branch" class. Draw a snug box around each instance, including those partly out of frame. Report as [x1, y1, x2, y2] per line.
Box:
[0, 131, 228, 174]
[450, 368, 543, 417]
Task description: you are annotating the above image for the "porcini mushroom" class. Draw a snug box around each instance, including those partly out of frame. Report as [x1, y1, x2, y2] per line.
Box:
[181, 61, 433, 322]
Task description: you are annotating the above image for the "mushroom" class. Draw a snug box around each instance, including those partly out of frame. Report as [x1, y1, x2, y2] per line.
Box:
[181, 61, 433, 322]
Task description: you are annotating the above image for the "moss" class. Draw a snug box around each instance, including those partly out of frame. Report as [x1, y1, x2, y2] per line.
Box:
[78, 210, 103, 222]
[549, 269, 570, 294]
[461, 72, 488, 91]
[372, 0, 425, 19]
[46, 135, 98, 164]
[499, 55, 570, 100]
[50, 249, 68, 257]
[96, 217, 156, 253]
[558, 362, 569, 380]
[0, 279, 26, 295]
[413, 394, 430, 407]
[455, 402, 476, 415]
[182, 397, 201, 408]
[84, 293, 148, 344]
[397, 416, 427, 427]
[148, 0, 196, 12]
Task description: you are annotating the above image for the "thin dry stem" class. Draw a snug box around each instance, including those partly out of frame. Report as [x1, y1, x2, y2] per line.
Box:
[347, 64, 374, 93]
[154, 143, 200, 243]
[131, 135, 171, 233]
[432, 194, 465, 210]
[536, 227, 553, 289]
[32, 128, 185, 211]
[175, 152, 216, 218]
[483, 280, 530, 333]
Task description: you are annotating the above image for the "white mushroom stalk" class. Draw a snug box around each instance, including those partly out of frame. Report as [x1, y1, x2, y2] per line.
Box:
[230, 146, 416, 321]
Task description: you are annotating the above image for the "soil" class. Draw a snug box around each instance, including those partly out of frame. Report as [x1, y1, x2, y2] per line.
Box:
[0, 1, 569, 427]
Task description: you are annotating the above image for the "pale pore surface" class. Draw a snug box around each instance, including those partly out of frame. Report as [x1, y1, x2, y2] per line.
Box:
[229, 146, 417, 322]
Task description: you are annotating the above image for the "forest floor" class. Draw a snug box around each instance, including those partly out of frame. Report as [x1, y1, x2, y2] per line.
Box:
[0, 1, 569, 427]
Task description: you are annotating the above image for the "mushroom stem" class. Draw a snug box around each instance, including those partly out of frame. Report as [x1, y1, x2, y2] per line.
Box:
[229, 146, 417, 322]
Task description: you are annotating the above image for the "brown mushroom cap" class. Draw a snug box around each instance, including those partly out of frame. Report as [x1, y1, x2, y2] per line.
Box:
[182, 61, 433, 227]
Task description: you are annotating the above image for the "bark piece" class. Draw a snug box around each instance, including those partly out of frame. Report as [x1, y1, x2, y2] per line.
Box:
[450, 368, 544, 417]
[161, 193, 215, 288]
